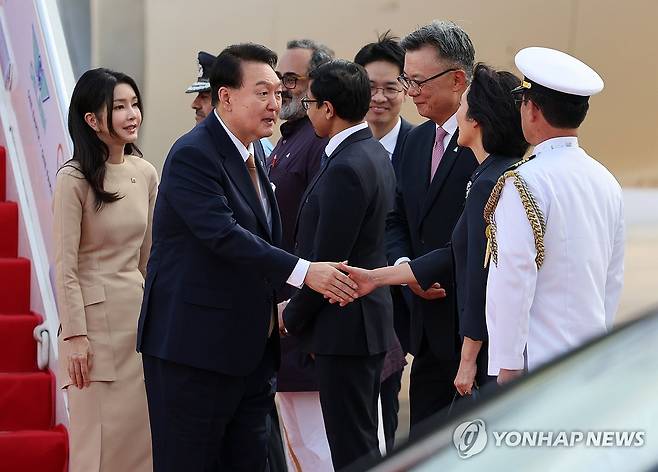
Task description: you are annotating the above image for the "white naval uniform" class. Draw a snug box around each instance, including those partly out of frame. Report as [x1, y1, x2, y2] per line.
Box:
[486, 136, 625, 375]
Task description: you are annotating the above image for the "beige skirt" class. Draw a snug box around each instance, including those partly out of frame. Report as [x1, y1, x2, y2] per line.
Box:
[66, 353, 152, 472]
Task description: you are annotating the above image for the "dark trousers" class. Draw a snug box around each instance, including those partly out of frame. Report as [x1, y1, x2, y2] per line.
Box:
[315, 353, 385, 471]
[143, 342, 276, 472]
[380, 368, 403, 453]
[267, 404, 288, 472]
[408, 334, 459, 439]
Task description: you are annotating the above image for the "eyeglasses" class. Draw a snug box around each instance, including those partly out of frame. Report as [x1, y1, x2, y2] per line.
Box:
[397, 68, 458, 93]
[281, 74, 307, 90]
[300, 97, 319, 111]
[370, 86, 404, 99]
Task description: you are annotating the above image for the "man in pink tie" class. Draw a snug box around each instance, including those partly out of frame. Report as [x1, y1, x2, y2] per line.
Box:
[386, 21, 479, 433]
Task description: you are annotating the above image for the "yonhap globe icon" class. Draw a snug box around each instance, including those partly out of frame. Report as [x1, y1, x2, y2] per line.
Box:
[453, 419, 488, 459]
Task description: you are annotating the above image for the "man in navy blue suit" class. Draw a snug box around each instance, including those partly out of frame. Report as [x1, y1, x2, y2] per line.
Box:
[386, 21, 478, 433]
[283, 60, 397, 470]
[137, 43, 358, 472]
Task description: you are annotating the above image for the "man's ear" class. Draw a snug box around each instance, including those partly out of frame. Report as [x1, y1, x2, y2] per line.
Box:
[84, 112, 100, 132]
[453, 69, 468, 92]
[218, 87, 231, 111]
[323, 101, 335, 120]
[527, 99, 541, 123]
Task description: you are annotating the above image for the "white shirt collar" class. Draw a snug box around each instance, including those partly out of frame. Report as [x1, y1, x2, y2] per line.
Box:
[214, 109, 255, 162]
[378, 118, 402, 158]
[438, 111, 458, 137]
[325, 122, 369, 157]
[533, 136, 580, 156]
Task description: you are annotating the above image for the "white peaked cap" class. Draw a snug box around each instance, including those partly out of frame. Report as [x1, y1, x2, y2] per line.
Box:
[515, 47, 604, 97]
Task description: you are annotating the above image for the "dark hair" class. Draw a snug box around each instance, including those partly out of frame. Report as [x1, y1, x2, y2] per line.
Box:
[286, 39, 335, 72]
[66, 67, 143, 210]
[353, 30, 404, 74]
[466, 63, 529, 157]
[523, 89, 589, 129]
[401, 20, 475, 79]
[210, 43, 278, 106]
[309, 60, 371, 122]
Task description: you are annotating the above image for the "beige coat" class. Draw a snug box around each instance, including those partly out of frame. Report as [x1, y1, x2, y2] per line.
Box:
[53, 155, 158, 472]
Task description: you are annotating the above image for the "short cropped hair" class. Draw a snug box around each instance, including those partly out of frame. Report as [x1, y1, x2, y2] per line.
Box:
[210, 43, 278, 105]
[524, 89, 589, 129]
[353, 30, 405, 75]
[309, 60, 371, 122]
[401, 20, 475, 79]
[467, 64, 529, 157]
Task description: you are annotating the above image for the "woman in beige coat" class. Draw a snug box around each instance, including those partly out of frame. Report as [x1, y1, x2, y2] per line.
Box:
[53, 68, 157, 472]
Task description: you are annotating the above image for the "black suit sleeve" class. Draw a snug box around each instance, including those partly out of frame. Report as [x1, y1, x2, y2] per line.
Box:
[458, 180, 492, 341]
[408, 245, 454, 291]
[284, 163, 368, 334]
[165, 145, 298, 287]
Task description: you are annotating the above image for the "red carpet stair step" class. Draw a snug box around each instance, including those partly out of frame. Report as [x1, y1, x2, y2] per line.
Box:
[0, 258, 30, 314]
[0, 425, 68, 472]
[0, 201, 18, 258]
[0, 146, 68, 472]
[0, 314, 40, 372]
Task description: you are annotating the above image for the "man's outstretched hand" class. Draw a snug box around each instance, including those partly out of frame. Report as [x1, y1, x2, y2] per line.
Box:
[304, 262, 358, 305]
[337, 263, 378, 298]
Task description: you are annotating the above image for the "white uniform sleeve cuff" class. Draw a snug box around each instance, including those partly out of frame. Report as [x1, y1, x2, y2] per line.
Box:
[287, 258, 310, 288]
[494, 354, 525, 372]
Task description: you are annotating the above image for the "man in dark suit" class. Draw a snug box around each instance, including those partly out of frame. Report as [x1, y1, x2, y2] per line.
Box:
[137, 43, 358, 472]
[283, 60, 396, 470]
[267, 38, 334, 472]
[354, 31, 414, 453]
[386, 21, 478, 433]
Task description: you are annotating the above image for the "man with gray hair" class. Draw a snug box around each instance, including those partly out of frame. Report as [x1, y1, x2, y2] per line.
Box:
[386, 21, 478, 432]
[268, 39, 336, 471]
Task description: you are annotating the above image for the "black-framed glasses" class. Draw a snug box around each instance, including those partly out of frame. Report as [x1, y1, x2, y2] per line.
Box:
[281, 74, 307, 90]
[370, 86, 404, 99]
[300, 97, 319, 111]
[397, 68, 458, 93]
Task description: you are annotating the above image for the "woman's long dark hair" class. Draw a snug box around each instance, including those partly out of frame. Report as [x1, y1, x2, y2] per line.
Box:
[466, 63, 529, 158]
[65, 68, 143, 210]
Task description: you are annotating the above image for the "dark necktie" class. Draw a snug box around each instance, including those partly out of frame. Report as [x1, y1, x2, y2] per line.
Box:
[320, 152, 329, 168]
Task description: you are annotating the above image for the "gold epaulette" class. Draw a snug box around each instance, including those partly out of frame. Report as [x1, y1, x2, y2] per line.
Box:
[483, 158, 545, 269]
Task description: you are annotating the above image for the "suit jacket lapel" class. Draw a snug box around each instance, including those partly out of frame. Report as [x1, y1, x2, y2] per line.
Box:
[255, 156, 278, 241]
[391, 118, 413, 176]
[419, 131, 461, 226]
[206, 115, 271, 239]
[293, 127, 372, 241]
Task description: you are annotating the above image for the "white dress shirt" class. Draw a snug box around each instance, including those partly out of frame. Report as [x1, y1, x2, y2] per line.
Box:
[378, 118, 401, 159]
[215, 110, 309, 288]
[324, 121, 369, 156]
[486, 136, 625, 375]
[393, 112, 458, 267]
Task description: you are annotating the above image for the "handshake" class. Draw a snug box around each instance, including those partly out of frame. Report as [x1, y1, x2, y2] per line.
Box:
[303, 261, 447, 307]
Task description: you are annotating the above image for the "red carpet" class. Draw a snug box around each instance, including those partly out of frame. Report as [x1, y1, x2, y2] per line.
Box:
[0, 147, 68, 471]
